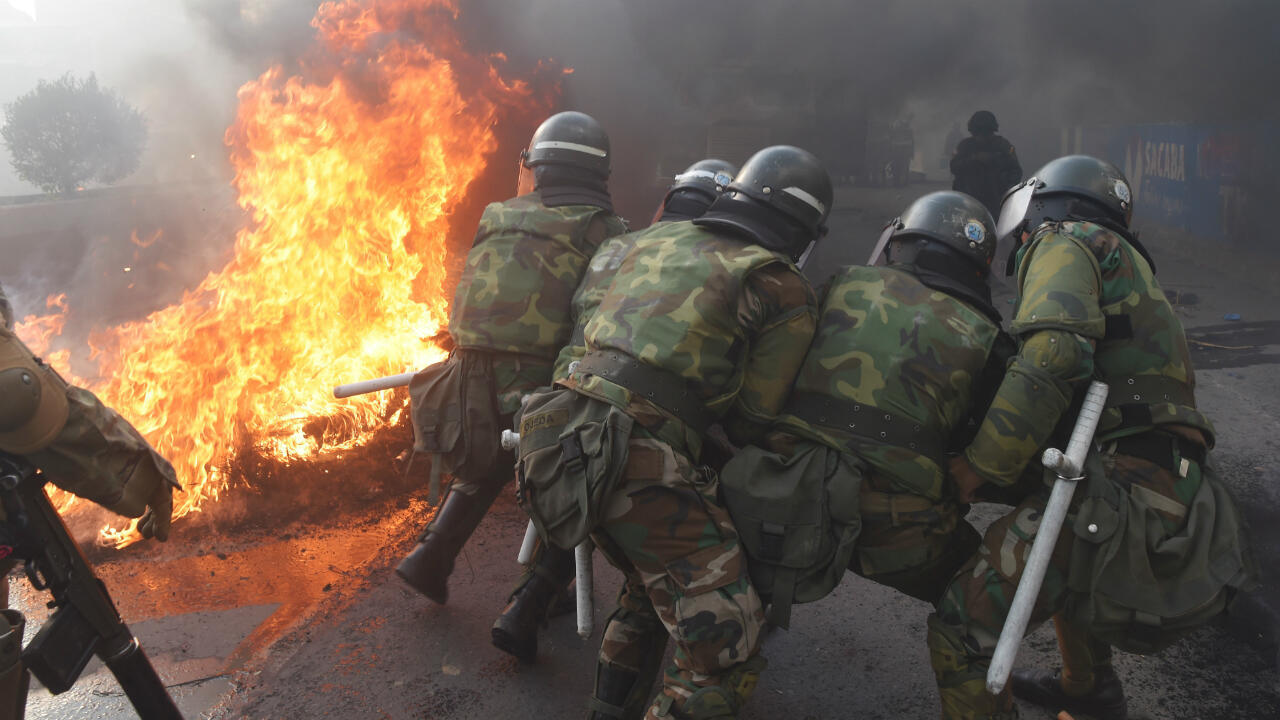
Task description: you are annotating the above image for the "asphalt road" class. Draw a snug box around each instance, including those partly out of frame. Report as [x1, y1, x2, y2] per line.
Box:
[12, 183, 1280, 719]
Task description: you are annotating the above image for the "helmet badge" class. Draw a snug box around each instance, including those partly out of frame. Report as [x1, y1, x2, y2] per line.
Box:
[964, 220, 986, 244]
[1112, 179, 1131, 205]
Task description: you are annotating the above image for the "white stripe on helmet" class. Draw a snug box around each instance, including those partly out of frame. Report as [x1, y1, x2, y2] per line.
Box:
[781, 186, 826, 214]
[532, 140, 608, 157]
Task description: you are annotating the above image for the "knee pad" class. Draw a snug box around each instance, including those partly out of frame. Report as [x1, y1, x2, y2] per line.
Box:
[652, 655, 766, 720]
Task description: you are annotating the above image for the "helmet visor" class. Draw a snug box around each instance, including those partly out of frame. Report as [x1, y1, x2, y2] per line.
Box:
[516, 154, 535, 197]
[995, 179, 1037, 242]
[867, 221, 896, 266]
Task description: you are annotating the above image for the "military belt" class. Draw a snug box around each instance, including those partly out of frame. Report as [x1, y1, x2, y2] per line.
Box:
[784, 391, 947, 464]
[576, 351, 715, 434]
[1105, 374, 1197, 429]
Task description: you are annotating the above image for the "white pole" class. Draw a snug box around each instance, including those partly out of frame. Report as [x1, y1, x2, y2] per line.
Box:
[575, 540, 595, 639]
[986, 381, 1109, 695]
[333, 372, 416, 398]
[517, 520, 538, 565]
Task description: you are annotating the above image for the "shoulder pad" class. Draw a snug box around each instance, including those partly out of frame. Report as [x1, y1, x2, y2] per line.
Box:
[1012, 227, 1105, 339]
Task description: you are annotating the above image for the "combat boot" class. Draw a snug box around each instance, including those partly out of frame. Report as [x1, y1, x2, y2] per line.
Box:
[395, 488, 493, 604]
[491, 544, 575, 663]
[0, 610, 29, 720]
[1010, 666, 1127, 720]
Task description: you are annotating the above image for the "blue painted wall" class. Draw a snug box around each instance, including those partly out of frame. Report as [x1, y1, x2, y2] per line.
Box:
[1070, 123, 1276, 246]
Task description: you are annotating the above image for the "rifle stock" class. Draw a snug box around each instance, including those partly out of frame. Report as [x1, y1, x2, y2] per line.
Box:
[0, 453, 183, 719]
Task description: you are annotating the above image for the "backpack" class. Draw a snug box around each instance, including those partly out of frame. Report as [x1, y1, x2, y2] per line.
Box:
[719, 440, 863, 628]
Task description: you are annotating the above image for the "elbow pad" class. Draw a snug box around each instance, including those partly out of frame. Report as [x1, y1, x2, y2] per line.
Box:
[0, 332, 69, 454]
[964, 329, 1092, 486]
[1020, 329, 1095, 385]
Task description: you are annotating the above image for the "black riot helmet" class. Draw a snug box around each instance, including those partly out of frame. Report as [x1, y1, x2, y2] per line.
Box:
[996, 155, 1133, 243]
[694, 145, 832, 262]
[522, 111, 611, 178]
[878, 191, 1001, 320]
[968, 110, 998, 135]
[881, 191, 997, 274]
[654, 159, 737, 223]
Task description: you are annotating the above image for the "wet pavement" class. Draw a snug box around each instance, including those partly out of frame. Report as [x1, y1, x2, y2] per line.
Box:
[9, 183, 1280, 719]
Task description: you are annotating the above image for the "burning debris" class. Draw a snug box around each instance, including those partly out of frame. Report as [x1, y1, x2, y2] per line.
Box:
[14, 0, 558, 546]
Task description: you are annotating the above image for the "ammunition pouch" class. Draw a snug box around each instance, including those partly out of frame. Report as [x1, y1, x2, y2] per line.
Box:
[409, 350, 505, 481]
[1064, 447, 1257, 654]
[0, 331, 69, 455]
[720, 440, 862, 628]
[577, 351, 714, 434]
[516, 387, 633, 550]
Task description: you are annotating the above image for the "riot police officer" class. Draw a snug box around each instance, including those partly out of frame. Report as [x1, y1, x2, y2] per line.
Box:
[515, 146, 830, 719]
[937, 156, 1255, 719]
[396, 112, 628, 607]
[489, 158, 738, 665]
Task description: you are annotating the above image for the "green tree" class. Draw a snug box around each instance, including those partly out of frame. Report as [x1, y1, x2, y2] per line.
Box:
[1, 74, 147, 194]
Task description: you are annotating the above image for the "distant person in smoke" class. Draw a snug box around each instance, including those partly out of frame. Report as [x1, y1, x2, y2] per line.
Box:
[395, 112, 628, 636]
[950, 110, 1022, 215]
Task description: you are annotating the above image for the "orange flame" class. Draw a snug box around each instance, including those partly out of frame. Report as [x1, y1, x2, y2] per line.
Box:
[14, 294, 77, 380]
[25, 0, 552, 546]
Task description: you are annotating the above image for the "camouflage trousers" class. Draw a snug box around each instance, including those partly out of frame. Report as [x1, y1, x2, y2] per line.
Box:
[929, 449, 1201, 719]
[590, 436, 766, 719]
[851, 471, 980, 606]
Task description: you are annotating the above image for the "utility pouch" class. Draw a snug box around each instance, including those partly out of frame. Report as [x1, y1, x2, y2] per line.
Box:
[516, 388, 633, 550]
[409, 351, 503, 479]
[1065, 452, 1258, 654]
[720, 441, 863, 628]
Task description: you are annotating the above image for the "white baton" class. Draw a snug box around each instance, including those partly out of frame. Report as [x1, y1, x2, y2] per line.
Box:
[987, 381, 1109, 694]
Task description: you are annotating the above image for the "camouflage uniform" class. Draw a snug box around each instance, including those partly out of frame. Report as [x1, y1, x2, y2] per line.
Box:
[930, 221, 1245, 719]
[0, 281, 177, 718]
[559, 221, 818, 717]
[399, 190, 626, 608]
[418, 192, 626, 495]
[447, 192, 628, 418]
[551, 221, 676, 383]
[771, 265, 1010, 604]
[0, 283, 177, 540]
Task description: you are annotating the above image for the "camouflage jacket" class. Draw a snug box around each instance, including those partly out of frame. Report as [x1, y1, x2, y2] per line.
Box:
[966, 220, 1214, 485]
[565, 222, 817, 460]
[551, 220, 681, 382]
[448, 192, 627, 412]
[775, 265, 1008, 501]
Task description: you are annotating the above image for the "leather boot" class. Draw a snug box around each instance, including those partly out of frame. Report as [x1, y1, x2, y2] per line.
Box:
[491, 545, 574, 663]
[1010, 665, 1127, 720]
[395, 488, 493, 604]
[1011, 613, 1127, 720]
[0, 610, 28, 720]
